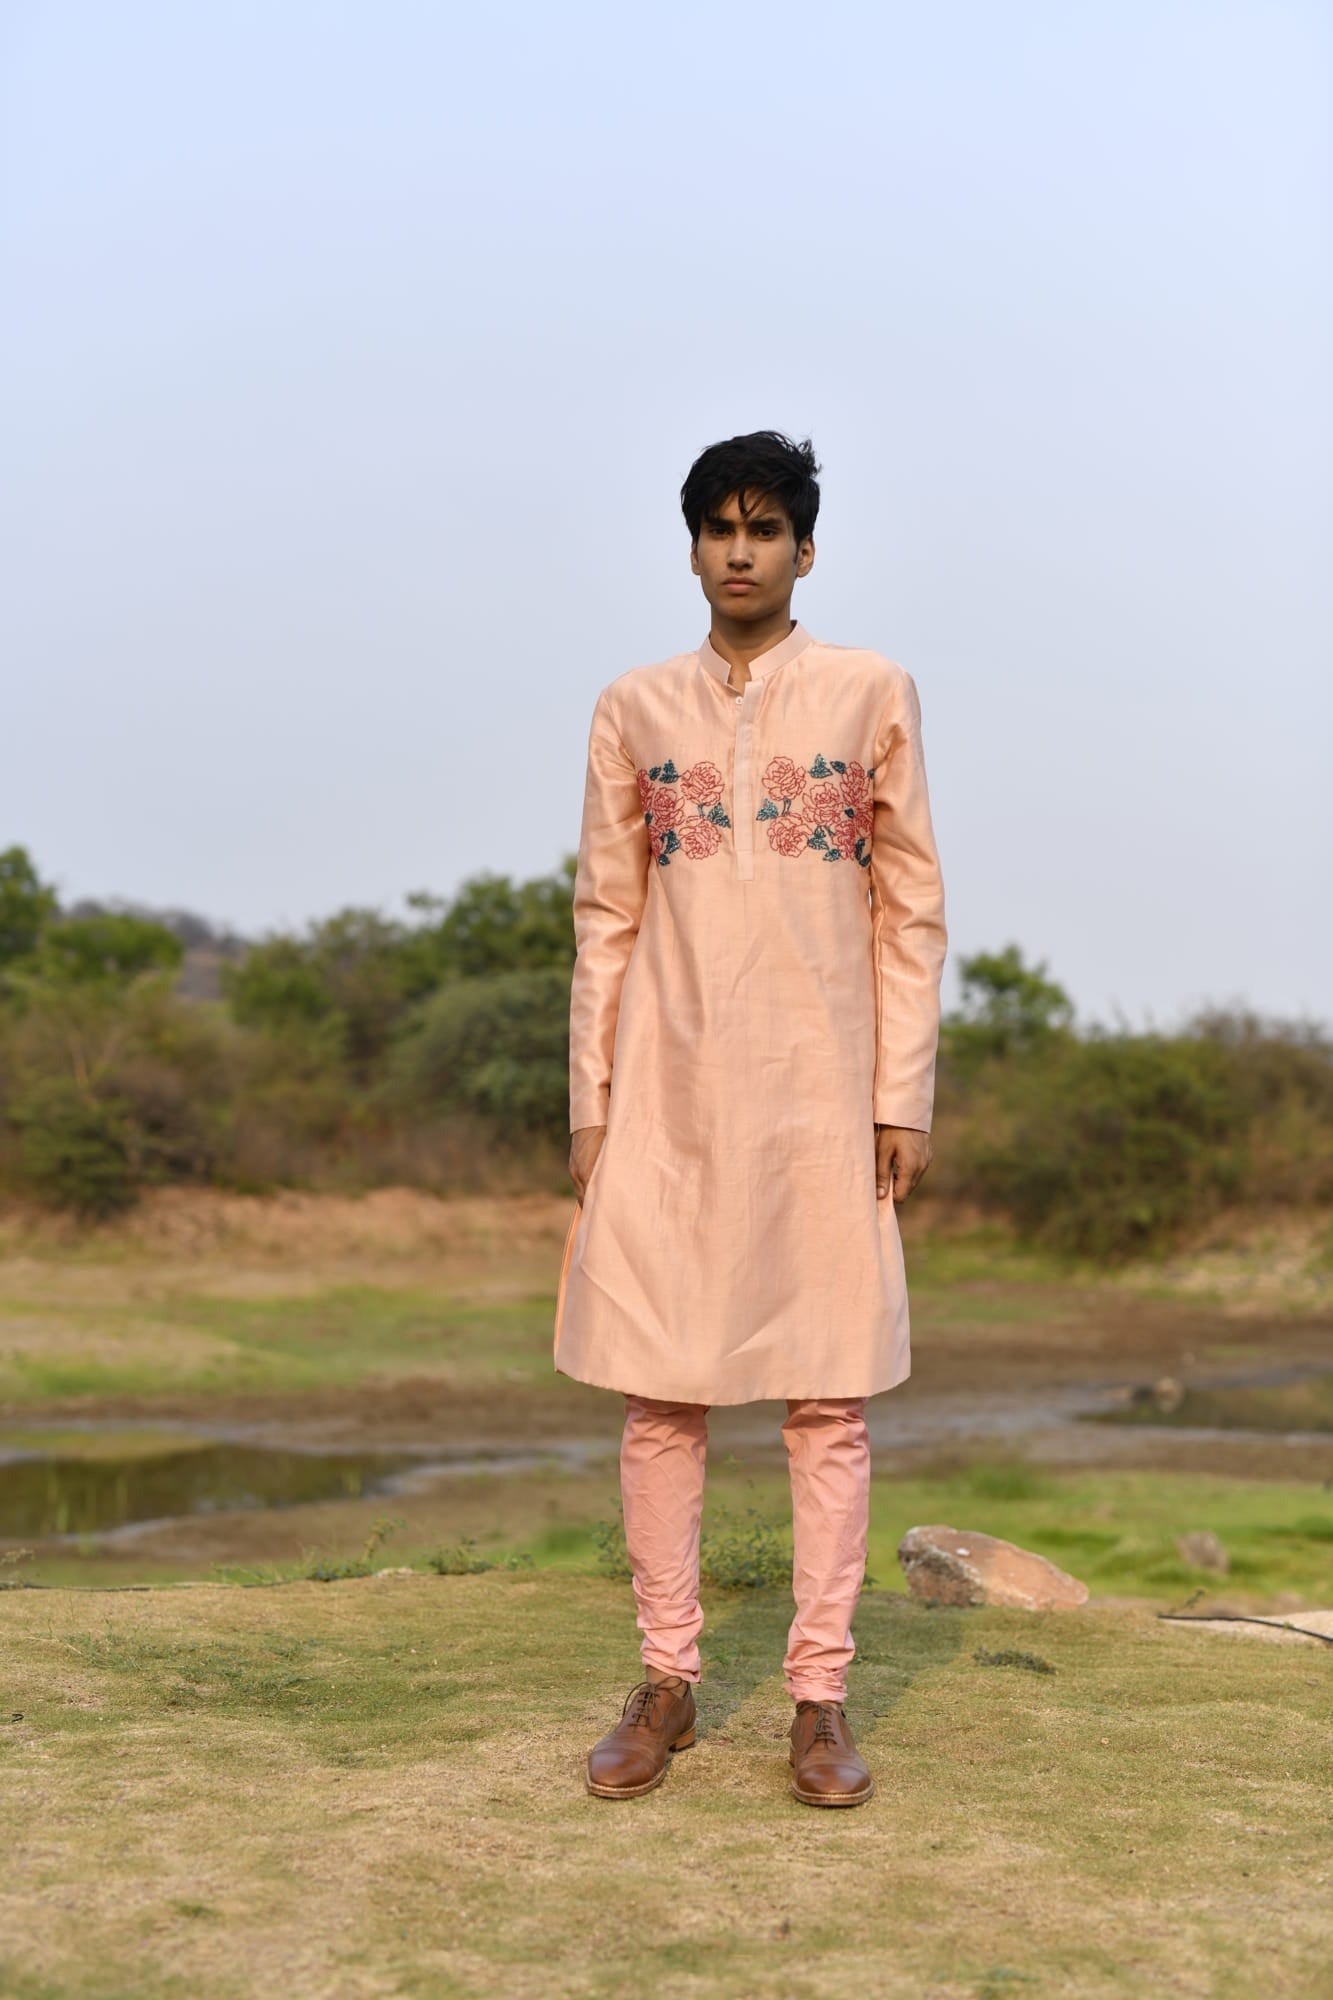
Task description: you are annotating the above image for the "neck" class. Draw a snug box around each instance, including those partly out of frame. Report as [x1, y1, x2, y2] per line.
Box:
[707, 607, 796, 678]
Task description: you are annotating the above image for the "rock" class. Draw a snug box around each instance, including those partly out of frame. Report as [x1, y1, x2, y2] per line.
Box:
[897, 1525, 1089, 1610]
[1176, 1530, 1229, 1573]
[1153, 1376, 1185, 1413]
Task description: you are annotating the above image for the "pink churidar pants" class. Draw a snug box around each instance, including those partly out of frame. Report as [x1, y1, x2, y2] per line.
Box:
[619, 1394, 871, 1703]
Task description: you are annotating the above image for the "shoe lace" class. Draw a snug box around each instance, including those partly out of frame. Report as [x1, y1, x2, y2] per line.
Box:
[622, 1679, 680, 1728]
[798, 1700, 843, 1747]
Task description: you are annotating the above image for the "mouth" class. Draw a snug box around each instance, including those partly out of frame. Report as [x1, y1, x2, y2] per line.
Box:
[722, 580, 757, 592]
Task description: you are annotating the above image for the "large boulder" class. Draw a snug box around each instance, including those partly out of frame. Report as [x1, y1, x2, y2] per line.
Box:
[898, 1525, 1089, 1610]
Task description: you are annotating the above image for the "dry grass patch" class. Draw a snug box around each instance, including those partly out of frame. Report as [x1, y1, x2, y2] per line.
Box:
[1, 1574, 1329, 1999]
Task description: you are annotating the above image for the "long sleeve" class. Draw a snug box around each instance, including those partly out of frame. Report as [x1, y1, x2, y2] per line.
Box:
[568, 687, 651, 1131]
[868, 668, 948, 1130]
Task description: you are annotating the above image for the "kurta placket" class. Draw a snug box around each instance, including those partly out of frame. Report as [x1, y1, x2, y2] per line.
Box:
[707, 619, 815, 881]
[733, 682, 755, 880]
[554, 620, 948, 1406]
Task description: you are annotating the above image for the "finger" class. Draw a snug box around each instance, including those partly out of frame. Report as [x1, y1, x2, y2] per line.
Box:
[875, 1130, 891, 1198]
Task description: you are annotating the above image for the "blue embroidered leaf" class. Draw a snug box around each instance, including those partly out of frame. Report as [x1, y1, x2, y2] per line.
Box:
[823, 847, 841, 862]
[709, 805, 731, 827]
[648, 765, 662, 782]
[756, 799, 778, 821]
[664, 827, 680, 852]
[643, 811, 653, 825]
[809, 753, 830, 778]
[867, 766, 876, 780]
[808, 825, 827, 847]
[844, 805, 856, 818]
[660, 759, 679, 783]
[831, 759, 846, 774]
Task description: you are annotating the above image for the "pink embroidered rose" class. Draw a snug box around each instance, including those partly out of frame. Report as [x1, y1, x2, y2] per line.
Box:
[636, 768, 654, 812]
[650, 784, 680, 829]
[649, 826, 671, 864]
[852, 799, 874, 842]
[679, 816, 722, 859]
[763, 755, 807, 802]
[680, 760, 724, 807]
[829, 817, 860, 860]
[840, 760, 869, 805]
[768, 814, 811, 857]
[802, 782, 846, 827]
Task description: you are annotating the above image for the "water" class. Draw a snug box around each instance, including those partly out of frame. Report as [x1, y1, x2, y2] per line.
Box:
[0, 1434, 420, 1539]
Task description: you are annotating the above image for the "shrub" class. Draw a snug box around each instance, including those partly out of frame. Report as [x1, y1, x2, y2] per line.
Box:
[10, 1077, 137, 1216]
[391, 968, 572, 1140]
[967, 1030, 1246, 1260]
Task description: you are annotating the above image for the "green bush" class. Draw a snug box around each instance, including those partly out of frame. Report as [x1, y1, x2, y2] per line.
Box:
[390, 967, 572, 1140]
[967, 1031, 1246, 1260]
[10, 1077, 137, 1216]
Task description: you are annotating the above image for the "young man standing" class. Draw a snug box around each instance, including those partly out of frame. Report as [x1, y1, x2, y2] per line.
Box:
[552, 432, 947, 1806]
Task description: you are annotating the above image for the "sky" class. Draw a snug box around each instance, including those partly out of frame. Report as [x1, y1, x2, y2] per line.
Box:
[2, 0, 1330, 1028]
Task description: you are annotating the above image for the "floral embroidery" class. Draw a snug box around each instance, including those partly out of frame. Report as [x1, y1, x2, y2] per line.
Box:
[756, 753, 875, 867]
[638, 758, 731, 864]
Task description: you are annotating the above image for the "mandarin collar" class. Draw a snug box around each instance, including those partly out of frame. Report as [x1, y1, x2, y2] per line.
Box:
[697, 619, 814, 689]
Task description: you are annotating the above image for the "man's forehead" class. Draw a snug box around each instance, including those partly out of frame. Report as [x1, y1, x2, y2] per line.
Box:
[707, 488, 791, 525]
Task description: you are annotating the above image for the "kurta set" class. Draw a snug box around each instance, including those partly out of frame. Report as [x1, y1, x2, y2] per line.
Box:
[553, 620, 947, 1698]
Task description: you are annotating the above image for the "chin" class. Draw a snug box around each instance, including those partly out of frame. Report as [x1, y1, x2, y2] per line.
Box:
[712, 592, 773, 619]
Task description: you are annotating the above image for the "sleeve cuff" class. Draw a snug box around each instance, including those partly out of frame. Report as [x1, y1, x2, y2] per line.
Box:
[873, 1095, 934, 1132]
[570, 1085, 611, 1132]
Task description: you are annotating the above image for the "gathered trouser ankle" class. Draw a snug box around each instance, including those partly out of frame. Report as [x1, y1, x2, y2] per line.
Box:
[618, 1392, 871, 1702]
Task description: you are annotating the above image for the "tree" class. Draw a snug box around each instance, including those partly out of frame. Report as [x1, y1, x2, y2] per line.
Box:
[947, 944, 1074, 1058]
[0, 847, 58, 968]
[27, 912, 183, 987]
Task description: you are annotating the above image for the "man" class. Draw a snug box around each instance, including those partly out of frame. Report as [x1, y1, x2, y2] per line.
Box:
[552, 431, 947, 1806]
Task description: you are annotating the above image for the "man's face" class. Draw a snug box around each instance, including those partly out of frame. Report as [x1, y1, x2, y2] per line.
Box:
[690, 489, 814, 622]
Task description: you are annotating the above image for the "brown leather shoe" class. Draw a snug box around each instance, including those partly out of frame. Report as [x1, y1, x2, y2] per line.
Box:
[789, 1700, 874, 1807]
[585, 1676, 697, 1799]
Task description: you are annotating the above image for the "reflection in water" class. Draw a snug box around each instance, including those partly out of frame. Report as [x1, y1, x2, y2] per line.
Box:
[0, 1439, 419, 1539]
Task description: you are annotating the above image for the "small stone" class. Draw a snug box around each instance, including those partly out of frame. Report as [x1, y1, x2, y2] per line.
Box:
[1153, 1376, 1185, 1413]
[898, 1525, 1089, 1610]
[1176, 1531, 1229, 1573]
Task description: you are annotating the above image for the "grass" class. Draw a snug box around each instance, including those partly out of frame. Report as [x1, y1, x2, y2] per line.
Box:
[0, 1286, 567, 1405]
[11, 1460, 1331, 1609]
[1, 1192, 1331, 1995]
[0, 1571, 1329, 1999]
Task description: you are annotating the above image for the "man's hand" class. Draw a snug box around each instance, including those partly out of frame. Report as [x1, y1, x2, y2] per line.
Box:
[874, 1124, 932, 1202]
[569, 1124, 607, 1202]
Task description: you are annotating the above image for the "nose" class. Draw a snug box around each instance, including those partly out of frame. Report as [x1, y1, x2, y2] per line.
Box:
[727, 537, 754, 569]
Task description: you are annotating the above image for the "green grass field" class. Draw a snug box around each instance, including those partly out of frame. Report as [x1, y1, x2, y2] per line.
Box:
[1, 1572, 1330, 1999]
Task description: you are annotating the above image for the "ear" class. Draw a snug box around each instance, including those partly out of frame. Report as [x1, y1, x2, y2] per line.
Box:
[795, 534, 815, 578]
[689, 539, 701, 575]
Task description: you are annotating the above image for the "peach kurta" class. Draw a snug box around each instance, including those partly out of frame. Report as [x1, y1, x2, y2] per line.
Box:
[552, 620, 947, 1405]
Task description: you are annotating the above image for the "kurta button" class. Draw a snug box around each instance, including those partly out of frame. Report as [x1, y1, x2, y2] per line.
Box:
[735, 696, 742, 705]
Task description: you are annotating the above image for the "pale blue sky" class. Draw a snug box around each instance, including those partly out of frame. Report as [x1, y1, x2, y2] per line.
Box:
[2, 0, 1329, 1024]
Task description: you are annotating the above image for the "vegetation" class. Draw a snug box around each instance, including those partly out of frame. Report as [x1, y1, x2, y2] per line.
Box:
[2, 1573, 1329, 1998]
[0, 845, 1329, 1260]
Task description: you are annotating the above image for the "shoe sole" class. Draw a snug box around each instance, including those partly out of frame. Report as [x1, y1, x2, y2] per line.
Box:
[789, 1775, 875, 1807]
[585, 1730, 696, 1800]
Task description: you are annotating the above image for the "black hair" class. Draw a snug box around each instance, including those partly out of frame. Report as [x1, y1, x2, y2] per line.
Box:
[680, 430, 821, 545]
